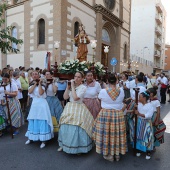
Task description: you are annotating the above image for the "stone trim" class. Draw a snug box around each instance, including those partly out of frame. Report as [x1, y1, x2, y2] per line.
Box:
[93, 4, 123, 26]
[78, 0, 94, 10]
[33, 14, 49, 51]
[7, 0, 29, 9]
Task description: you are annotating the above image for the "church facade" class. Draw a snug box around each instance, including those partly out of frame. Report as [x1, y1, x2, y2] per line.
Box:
[1, 0, 131, 73]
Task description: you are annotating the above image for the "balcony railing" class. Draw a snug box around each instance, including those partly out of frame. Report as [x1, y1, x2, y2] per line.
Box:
[156, 3, 163, 13]
[155, 14, 162, 24]
[154, 38, 162, 47]
[154, 50, 161, 57]
[155, 26, 162, 36]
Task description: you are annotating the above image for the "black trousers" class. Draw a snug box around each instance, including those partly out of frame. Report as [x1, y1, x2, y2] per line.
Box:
[160, 88, 167, 103]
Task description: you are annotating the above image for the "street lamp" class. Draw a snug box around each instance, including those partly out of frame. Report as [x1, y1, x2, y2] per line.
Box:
[54, 41, 60, 62]
[104, 46, 109, 66]
[90, 40, 97, 63]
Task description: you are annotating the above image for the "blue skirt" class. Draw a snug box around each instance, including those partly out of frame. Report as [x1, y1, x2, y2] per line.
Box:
[58, 124, 92, 154]
[25, 119, 53, 141]
[46, 96, 63, 122]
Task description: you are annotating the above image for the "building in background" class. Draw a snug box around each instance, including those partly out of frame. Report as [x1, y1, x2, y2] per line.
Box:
[0, 0, 131, 73]
[163, 44, 170, 76]
[130, 0, 166, 75]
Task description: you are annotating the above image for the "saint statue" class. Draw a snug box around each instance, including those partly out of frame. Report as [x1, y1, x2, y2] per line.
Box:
[74, 24, 90, 62]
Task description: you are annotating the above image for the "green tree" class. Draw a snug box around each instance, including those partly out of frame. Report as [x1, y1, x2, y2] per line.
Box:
[0, 3, 23, 54]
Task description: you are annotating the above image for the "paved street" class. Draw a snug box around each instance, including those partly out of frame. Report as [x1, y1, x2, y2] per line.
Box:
[0, 103, 170, 170]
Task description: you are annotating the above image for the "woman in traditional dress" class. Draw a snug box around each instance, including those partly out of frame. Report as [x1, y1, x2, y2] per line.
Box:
[0, 73, 23, 135]
[45, 71, 63, 133]
[148, 87, 166, 149]
[58, 71, 94, 154]
[12, 71, 23, 103]
[25, 71, 53, 149]
[134, 91, 154, 160]
[83, 71, 101, 119]
[92, 74, 127, 162]
[121, 73, 130, 99]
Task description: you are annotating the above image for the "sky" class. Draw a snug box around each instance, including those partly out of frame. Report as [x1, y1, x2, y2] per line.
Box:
[161, 0, 170, 44]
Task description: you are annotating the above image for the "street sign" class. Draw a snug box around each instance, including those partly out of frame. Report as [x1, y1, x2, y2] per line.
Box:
[110, 58, 118, 66]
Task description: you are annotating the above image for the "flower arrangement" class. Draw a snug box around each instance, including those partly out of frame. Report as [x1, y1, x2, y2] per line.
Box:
[58, 59, 106, 76]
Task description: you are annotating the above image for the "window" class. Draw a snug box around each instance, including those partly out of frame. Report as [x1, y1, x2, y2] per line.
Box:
[38, 19, 45, 44]
[124, 44, 127, 61]
[74, 21, 79, 37]
[102, 29, 110, 43]
[12, 27, 17, 49]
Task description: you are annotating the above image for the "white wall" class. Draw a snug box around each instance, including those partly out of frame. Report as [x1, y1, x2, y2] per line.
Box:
[130, 0, 155, 64]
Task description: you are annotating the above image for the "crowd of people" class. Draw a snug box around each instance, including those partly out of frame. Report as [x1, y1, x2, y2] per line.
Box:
[0, 65, 167, 162]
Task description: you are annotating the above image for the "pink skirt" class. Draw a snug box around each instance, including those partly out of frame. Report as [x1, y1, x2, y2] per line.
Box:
[83, 98, 101, 119]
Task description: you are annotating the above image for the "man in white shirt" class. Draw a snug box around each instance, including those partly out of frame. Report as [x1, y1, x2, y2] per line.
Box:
[155, 74, 161, 101]
[160, 73, 168, 104]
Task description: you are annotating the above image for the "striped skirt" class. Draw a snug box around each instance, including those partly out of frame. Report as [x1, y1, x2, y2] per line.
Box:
[133, 117, 154, 152]
[152, 111, 166, 146]
[5, 98, 23, 128]
[46, 96, 63, 133]
[92, 108, 127, 156]
[0, 105, 6, 131]
[83, 98, 101, 119]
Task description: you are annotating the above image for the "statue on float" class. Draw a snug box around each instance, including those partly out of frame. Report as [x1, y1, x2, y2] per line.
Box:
[74, 24, 90, 62]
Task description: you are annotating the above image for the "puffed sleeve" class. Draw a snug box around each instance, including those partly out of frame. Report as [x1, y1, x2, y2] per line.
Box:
[76, 85, 86, 99]
[96, 82, 101, 94]
[155, 100, 160, 108]
[98, 89, 104, 100]
[145, 103, 154, 119]
[11, 83, 18, 92]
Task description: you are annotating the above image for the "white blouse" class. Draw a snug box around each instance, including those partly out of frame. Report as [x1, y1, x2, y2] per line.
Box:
[12, 78, 23, 100]
[98, 88, 124, 110]
[138, 102, 154, 119]
[46, 82, 58, 96]
[150, 100, 160, 112]
[84, 82, 101, 98]
[131, 86, 146, 100]
[123, 80, 130, 89]
[69, 84, 86, 104]
[28, 85, 46, 99]
[0, 82, 18, 98]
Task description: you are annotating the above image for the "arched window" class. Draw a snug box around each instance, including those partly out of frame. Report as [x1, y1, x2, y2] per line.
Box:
[102, 29, 110, 43]
[38, 19, 45, 44]
[124, 44, 127, 61]
[74, 21, 79, 37]
[12, 27, 17, 49]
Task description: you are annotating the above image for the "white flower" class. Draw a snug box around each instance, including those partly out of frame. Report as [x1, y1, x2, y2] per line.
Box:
[72, 64, 75, 68]
[75, 59, 79, 63]
[76, 69, 79, 71]
[65, 62, 70, 66]
[80, 61, 86, 65]
[70, 59, 74, 64]
[61, 67, 66, 70]
[84, 68, 88, 71]
[102, 70, 106, 73]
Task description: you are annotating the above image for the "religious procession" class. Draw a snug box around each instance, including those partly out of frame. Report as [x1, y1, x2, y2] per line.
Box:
[0, 23, 167, 162]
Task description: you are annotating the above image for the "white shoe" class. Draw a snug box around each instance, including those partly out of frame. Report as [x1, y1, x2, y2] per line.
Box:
[57, 147, 63, 152]
[103, 155, 114, 162]
[146, 155, 151, 160]
[136, 153, 141, 157]
[25, 140, 30, 145]
[40, 143, 46, 149]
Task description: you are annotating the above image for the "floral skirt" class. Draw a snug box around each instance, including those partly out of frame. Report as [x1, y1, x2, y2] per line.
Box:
[92, 108, 127, 156]
[0, 105, 6, 131]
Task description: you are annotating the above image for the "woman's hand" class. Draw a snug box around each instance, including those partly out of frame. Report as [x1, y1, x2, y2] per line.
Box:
[135, 110, 139, 115]
[71, 79, 75, 88]
[4, 90, 9, 95]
